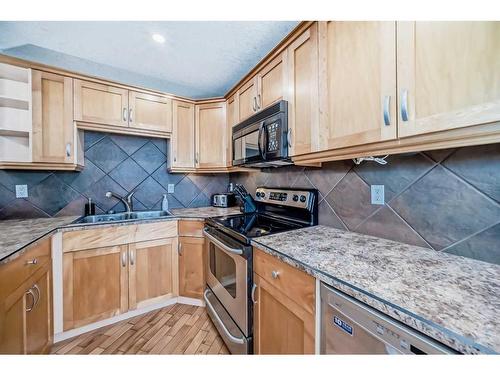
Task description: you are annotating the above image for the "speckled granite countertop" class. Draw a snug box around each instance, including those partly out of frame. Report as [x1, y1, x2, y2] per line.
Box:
[251, 225, 500, 355]
[0, 216, 80, 263]
[0, 206, 240, 264]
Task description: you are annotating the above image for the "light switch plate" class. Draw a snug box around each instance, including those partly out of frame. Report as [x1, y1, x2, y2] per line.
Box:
[371, 185, 384, 205]
[15, 184, 28, 198]
[167, 184, 175, 193]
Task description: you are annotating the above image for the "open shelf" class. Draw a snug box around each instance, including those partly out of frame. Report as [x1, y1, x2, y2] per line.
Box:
[0, 134, 31, 162]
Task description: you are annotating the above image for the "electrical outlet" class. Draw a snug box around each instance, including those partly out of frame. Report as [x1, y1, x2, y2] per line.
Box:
[15, 184, 28, 198]
[167, 184, 175, 193]
[371, 185, 385, 205]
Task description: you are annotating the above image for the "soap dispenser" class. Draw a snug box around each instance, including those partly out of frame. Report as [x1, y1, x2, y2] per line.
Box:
[161, 194, 169, 212]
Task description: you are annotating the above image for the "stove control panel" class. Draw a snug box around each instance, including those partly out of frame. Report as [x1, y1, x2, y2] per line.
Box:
[255, 187, 314, 209]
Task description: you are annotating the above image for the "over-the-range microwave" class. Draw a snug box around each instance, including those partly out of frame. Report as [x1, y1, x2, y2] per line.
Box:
[232, 100, 292, 168]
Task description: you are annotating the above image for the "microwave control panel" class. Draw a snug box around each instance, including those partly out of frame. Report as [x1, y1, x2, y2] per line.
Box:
[267, 122, 280, 152]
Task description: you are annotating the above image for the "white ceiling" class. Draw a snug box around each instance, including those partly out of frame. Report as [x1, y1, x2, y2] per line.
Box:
[0, 21, 299, 98]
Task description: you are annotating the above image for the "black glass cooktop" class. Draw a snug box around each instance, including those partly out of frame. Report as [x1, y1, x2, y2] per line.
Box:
[212, 213, 303, 238]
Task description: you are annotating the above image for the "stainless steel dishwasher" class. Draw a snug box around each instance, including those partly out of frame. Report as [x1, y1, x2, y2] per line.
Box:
[320, 283, 456, 354]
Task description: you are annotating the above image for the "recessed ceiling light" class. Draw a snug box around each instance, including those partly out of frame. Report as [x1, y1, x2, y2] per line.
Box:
[152, 33, 165, 44]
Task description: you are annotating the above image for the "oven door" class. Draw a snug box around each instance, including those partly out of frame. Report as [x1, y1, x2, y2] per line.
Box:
[204, 228, 249, 337]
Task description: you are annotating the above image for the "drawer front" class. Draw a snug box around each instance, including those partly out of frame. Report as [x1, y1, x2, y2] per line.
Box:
[0, 237, 51, 297]
[253, 247, 315, 314]
[178, 220, 204, 237]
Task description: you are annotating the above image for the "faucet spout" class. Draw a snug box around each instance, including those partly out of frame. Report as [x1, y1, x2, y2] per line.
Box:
[105, 191, 133, 213]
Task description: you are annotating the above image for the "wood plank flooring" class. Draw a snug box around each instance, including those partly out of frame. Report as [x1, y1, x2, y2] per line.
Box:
[51, 304, 229, 355]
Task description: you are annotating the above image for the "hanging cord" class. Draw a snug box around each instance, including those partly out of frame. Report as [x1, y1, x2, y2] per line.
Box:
[352, 155, 389, 165]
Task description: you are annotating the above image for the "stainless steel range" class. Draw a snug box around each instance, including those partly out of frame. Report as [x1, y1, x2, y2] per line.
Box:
[203, 186, 318, 354]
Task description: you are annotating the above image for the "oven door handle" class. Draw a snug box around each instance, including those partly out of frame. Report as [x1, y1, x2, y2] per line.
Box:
[204, 289, 246, 345]
[203, 229, 243, 255]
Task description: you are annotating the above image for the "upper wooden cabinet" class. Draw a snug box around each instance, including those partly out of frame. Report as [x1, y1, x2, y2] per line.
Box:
[318, 22, 397, 150]
[171, 100, 195, 169]
[74, 79, 129, 128]
[32, 70, 83, 166]
[237, 78, 258, 122]
[129, 91, 172, 133]
[286, 23, 320, 156]
[397, 21, 500, 137]
[195, 101, 227, 168]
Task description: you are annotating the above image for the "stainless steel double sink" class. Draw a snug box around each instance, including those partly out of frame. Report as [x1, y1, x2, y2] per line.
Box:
[75, 210, 171, 224]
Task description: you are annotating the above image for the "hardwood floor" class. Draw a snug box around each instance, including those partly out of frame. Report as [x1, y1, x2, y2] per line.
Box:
[51, 303, 229, 354]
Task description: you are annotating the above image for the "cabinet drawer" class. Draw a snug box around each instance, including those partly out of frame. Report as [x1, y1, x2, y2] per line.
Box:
[0, 237, 51, 297]
[178, 220, 204, 237]
[253, 248, 315, 314]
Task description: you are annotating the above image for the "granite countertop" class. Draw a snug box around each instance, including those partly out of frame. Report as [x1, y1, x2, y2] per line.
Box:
[0, 206, 240, 264]
[252, 225, 500, 355]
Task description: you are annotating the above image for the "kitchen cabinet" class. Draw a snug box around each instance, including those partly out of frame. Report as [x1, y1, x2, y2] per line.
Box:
[171, 100, 195, 169]
[397, 21, 500, 137]
[195, 101, 227, 168]
[129, 91, 172, 133]
[237, 77, 258, 122]
[74, 79, 129, 128]
[128, 238, 178, 310]
[63, 245, 129, 330]
[318, 21, 397, 150]
[32, 70, 84, 166]
[257, 52, 287, 110]
[286, 23, 320, 156]
[253, 248, 315, 354]
[178, 237, 205, 299]
[0, 238, 53, 354]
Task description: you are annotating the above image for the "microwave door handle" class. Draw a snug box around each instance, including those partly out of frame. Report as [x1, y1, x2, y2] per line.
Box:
[257, 122, 264, 159]
[262, 124, 268, 160]
[203, 229, 244, 255]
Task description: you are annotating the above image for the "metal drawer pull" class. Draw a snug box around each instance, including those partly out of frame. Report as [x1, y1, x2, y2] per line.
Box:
[383, 95, 391, 126]
[271, 270, 280, 279]
[123, 107, 127, 122]
[32, 284, 40, 309]
[203, 229, 243, 255]
[401, 90, 409, 122]
[178, 243, 183, 255]
[203, 290, 245, 345]
[251, 283, 258, 303]
[25, 288, 36, 312]
[25, 258, 38, 265]
[121, 251, 127, 267]
[129, 249, 135, 266]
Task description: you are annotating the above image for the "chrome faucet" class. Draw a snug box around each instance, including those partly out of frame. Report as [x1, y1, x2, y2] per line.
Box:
[105, 191, 135, 213]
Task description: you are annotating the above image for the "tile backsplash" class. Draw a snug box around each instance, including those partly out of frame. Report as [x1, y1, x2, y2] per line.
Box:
[0, 131, 229, 219]
[231, 144, 500, 266]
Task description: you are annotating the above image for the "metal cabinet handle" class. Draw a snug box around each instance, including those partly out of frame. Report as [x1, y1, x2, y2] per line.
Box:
[252, 97, 257, 112]
[257, 94, 261, 109]
[178, 242, 183, 256]
[129, 109, 133, 123]
[271, 270, 280, 279]
[66, 143, 72, 157]
[129, 249, 135, 266]
[195, 152, 199, 165]
[203, 229, 243, 255]
[203, 290, 245, 345]
[25, 288, 36, 312]
[121, 251, 127, 267]
[25, 258, 38, 265]
[32, 284, 40, 309]
[251, 283, 257, 303]
[400, 90, 409, 122]
[286, 128, 292, 148]
[383, 95, 391, 126]
[123, 107, 128, 122]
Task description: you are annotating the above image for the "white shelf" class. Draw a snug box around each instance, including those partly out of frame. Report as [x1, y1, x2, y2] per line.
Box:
[0, 134, 31, 162]
[0, 62, 30, 83]
[0, 106, 31, 132]
[0, 78, 31, 103]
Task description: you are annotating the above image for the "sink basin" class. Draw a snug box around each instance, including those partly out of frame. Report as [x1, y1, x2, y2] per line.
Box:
[75, 210, 170, 224]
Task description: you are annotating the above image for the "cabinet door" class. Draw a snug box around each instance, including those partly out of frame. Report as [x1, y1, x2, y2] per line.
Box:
[129, 91, 172, 133]
[253, 274, 315, 354]
[0, 288, 26, 353]
[74, 79, 129, 127]
[171, 100, 195, 169]
[319, 21, 397, 149]
[226, 95, 237, 166]
[397, 22, 500, 137]
[128, 238, 178, 310]
[195, 102, 227, 168]
[32, 70, 75, 163]
[237, 78, 258, 122]
[287, 23, 320, 156]
[257, 52, 287, 110]
[25, 263, 52, 354]
[63, 245, 128, 330]
[178, 237, 205, 299]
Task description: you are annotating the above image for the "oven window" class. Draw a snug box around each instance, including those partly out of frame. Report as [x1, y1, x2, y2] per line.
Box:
[209, 243, 237, 298]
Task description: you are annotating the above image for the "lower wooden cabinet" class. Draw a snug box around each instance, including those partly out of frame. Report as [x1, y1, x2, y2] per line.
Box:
[0, 249, 53, 354]
[178, 237, 205, 299]
[63, 238, 178, 330]
[129, 238, 178, 310]
[253, 248, 315, 354]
